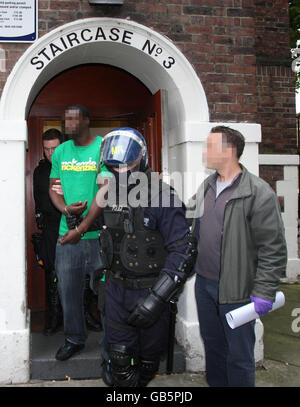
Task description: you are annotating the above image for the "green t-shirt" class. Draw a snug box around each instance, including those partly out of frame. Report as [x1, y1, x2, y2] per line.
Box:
[50, 135, 110, 239]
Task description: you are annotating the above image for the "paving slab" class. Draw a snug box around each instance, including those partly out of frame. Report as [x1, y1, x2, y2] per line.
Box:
[255, 360, 300, 387]
[3, 360, 300, 387]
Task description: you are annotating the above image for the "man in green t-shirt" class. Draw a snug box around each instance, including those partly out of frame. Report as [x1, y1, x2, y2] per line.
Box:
[49, 105, 108, 361]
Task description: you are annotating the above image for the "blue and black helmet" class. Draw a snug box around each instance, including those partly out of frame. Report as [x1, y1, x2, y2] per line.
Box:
[99, 127, 148, 170]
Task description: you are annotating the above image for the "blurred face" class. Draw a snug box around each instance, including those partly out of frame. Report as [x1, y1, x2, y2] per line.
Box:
[64, 109, 89, 139]
[203, 132, 235, 170]
[43, 138, 60, 162]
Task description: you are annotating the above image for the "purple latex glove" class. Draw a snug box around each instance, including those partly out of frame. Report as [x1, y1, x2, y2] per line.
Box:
[250, 295, 273, 317]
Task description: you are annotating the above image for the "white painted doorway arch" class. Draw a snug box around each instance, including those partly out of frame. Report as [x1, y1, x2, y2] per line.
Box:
[0, 17, 211, 194]
[0, 18, 211, 384]
[0, 17, 209, 129]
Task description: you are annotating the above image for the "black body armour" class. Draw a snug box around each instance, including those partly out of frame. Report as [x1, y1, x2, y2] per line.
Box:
[100, 171, 171, 289]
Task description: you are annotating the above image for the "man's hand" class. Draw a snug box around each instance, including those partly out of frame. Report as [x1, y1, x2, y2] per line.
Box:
[66, 200, 88, 215]
[59, 229, 82, 245]
[127, 293, 166, 329]
[127, 272, 181, 328]
[250, 295, 273, 317]
[51, 179, 64, 196]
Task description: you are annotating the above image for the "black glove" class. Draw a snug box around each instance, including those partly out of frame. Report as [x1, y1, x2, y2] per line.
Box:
[127, 233, 197, 329]
[35, 212, 45, 230]
[66, 214, 83, 230]
[127, 272, 181, 329]
[127, 292, 167, 329]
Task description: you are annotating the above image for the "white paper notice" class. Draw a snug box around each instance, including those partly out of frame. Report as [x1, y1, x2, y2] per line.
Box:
[0, 0, 36, 42]
[225, 291, 285, 329]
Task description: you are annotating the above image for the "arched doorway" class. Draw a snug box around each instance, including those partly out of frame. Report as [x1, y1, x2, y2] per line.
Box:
[27, 63, 165, 313]
[0, 18, 209, 383]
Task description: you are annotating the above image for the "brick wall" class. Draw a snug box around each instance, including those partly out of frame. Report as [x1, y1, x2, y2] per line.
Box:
[0, 0, 297, 155]
[0, 0, 258, 123]
[254, 0, 297, 154]
[256, 65, 297, 154]
[254, 0, 291, 59]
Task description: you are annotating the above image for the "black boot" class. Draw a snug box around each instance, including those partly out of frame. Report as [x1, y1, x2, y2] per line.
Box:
[139, 357, 160, 387]
[44, 270, 62, 336]
[84, 276, 102, 331]
[101, 359, 114, 386]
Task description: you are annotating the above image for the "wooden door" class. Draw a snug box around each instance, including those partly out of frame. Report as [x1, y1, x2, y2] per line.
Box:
[26, 117, 45, 310]
[138, 90, 165, 173]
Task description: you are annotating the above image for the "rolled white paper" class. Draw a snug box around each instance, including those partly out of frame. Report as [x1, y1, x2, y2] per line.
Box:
[225, 291, 285, 329]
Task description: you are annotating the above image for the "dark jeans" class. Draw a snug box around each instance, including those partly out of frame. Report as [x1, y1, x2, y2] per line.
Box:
[55, 237, 103, 345]
[195, 275, 256, 387]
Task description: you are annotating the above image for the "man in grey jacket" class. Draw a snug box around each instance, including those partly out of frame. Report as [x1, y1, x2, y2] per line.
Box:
[190, 126, 287, 387]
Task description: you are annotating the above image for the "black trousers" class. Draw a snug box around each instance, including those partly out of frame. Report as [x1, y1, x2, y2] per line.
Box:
[104, 278, 170, 359]
[40, 226, 59, 271]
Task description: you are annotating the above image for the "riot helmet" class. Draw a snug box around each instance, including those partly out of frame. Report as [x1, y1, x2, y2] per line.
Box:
[99, 127, 148, 174]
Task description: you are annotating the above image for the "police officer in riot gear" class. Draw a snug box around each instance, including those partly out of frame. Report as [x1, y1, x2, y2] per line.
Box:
[60, 127, 197, 387]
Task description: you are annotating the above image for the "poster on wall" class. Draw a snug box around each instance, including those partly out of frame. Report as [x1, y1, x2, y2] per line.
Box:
[0, 0, 37, 43]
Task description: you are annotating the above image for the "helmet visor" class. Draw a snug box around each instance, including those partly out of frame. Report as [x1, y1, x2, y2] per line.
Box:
[99, 131, 145, 168]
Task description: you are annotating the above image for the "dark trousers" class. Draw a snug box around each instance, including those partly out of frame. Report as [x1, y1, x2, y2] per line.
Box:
[195, 275, 256, 387]
[104, 278, 170, 358]
[41, 226, 59, 271]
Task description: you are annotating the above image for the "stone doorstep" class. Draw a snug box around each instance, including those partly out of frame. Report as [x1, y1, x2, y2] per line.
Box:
[30, 331, 186, 381]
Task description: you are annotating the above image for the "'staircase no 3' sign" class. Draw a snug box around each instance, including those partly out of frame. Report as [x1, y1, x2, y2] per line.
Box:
[0, 0, 37, 43]
[30, 25, 177, 72]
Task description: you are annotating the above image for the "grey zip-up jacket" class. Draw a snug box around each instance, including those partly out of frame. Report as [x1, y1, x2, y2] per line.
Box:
[189, 165, 287, 304]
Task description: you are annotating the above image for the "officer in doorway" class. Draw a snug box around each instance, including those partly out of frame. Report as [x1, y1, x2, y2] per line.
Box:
[33, 128, 63, 335]
[60, 127, 197, 387]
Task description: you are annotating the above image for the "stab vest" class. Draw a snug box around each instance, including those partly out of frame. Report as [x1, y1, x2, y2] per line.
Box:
[99, 169, 172, 282]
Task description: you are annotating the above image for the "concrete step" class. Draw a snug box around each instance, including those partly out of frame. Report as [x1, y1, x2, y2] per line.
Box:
[30, 331, 186, 381]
